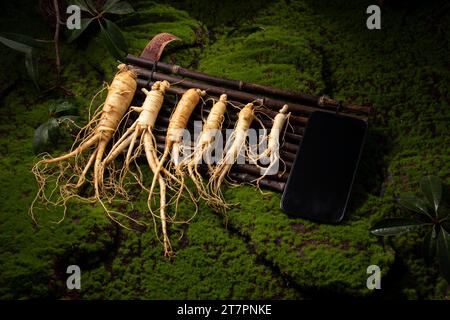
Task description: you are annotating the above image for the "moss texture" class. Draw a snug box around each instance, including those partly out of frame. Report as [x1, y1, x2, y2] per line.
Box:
[0, 0, 449, 299]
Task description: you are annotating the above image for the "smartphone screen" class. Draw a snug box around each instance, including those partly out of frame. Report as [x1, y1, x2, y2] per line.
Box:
[281, 111, 367, 223]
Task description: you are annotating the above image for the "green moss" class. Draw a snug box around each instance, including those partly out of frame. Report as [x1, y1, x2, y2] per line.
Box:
[120, 2, 205, 68]
[0, 0, 449, 299]
[0, 76, 299, 301]
[0, 2, 300, 300]
[199, 25, 324, 95]
[195, 0, 449, 297]
[167, 0, 275, 29]
[302, 0, 450, 297]
[216, 186, 393, 296]
[78, 205, 301, 299]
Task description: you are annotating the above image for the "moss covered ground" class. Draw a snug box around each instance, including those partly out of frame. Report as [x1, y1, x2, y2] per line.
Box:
[0, 0, 449, 299]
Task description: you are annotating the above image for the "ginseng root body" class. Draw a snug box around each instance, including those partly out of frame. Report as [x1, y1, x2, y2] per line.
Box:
[255, 104, 290, 181]
[31, 64, 137, 221]
[148, 88, 206, 253]
[209, 103, 255, 209]
[102, 80, 174, 255]
[183, 94, 227, 201]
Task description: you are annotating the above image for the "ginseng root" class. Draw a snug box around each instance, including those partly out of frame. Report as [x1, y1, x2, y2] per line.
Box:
[102, 80, 174, 255]
[149, 88, 206, 226]
[31, 64, 137, 223]
[182, 94, 227, 201]
[208, 102, 255, 209]
[252, 104, 290, 183]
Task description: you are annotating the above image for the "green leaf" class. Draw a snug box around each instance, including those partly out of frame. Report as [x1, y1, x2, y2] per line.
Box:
[66, 18, 94, 43]
[71, 0, 96, 14]
[99, 20, 128, 60]
[420, 175, 442, 215]
[437, 227, 450, 282]
[102, 1, 134, 15]
[423, 226, 438, 265]
[49, 102, 78, 117]
[398, 194, 432, 219]
[370, 218, 425, 236]
[25, 52, 39, 90]
[104, 19, 128, 52]
[0, 34, 33, 54]
[102, 0, 120, 9]
[0, 33, 43, 49]
[99, 26, 122, 60]
[33, 118, 60, 154]
[0, 34, 40, 89]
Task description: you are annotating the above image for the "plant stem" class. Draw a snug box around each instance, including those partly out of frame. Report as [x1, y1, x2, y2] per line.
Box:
[53, 0, 61, 82]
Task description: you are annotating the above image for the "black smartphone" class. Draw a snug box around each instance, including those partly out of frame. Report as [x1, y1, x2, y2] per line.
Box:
[281, 111, 368, 223]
